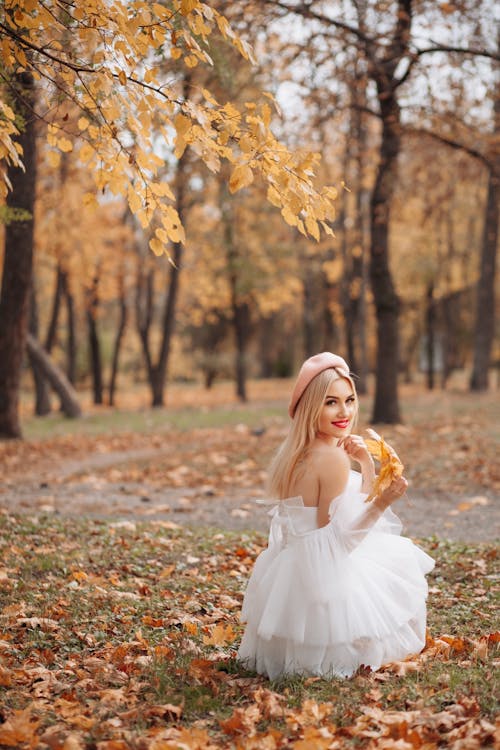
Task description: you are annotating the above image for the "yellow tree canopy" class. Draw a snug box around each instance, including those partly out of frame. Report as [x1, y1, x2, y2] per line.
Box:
[0, 0, 337, 252]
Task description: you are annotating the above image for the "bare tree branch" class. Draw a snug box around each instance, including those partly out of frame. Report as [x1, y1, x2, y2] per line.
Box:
[261, 0, 375, 49]
[404, 126, 492, 170]
[415, 43, 500, 62]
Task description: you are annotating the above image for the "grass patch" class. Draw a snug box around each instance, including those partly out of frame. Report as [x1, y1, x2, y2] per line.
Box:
[22, 402, 286, 440]
[0, 514, 498, 748]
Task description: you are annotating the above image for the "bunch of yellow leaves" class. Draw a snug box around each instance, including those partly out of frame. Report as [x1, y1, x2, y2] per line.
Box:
[364, 428, 404, 502]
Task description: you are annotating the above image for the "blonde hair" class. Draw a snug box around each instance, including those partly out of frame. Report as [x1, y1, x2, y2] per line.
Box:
[268, 368, 358, 499]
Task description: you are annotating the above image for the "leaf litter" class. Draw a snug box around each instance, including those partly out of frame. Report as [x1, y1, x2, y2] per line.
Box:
[0, 387, 498, 745]
[0, 513, 498, 749]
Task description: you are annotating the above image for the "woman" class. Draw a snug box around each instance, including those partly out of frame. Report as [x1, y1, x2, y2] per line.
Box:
[238, 352, 434, 680]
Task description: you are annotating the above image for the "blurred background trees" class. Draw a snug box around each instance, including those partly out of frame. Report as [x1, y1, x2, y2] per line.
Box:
[1, 0, 498, 437]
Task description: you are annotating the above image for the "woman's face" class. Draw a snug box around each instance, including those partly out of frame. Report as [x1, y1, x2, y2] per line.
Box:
[316, 377, 357, 441]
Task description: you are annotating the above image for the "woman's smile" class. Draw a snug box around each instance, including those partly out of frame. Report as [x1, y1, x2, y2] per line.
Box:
[332, 419, 350, 428]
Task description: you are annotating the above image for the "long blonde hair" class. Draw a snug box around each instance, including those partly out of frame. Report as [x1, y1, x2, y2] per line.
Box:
[268, 368, 358, 499]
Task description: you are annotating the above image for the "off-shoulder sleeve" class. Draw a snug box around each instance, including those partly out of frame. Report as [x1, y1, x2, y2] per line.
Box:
[327, 470, 402, 553]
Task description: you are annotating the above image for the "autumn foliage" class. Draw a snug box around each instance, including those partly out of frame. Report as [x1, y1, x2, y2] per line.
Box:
[0, 0, 337, 250]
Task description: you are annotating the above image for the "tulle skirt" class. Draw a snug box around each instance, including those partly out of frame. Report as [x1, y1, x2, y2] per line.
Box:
[238, 472, 434, 680]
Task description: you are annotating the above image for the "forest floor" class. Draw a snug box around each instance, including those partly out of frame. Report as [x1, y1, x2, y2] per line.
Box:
[1, 378, 499, 541]
[0, 380, 498, 749]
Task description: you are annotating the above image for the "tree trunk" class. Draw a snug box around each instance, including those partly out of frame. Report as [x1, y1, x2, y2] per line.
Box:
[470, 167, 499, 390]
[338, 119, 359, 373]
[258, 316, 275, 378]
[108, 277, 128, 406]
[224, 217, 249, 401]
[135, 107, 189, 408]
[369, 90, 403, 423]
[233, 300, 250, 402]
[86, 274, 103, 405]
[352, 79, 370, 395]
[26, 334, 82, 418]
[0, 72, 37, 439]
[136, 262, 154, 383]
[28, 283, 52, 415]
[302, 262, 317, 359]
[471, 29, 499, 390]
[151, 229, 183, 407]
[45, 263, 64, 353]
[425, 282, 435, 390]
[62, 271, 77, 385]
[204, 368, 217, 389]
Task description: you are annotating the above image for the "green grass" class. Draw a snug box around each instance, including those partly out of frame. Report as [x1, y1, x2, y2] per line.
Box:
[0, 514, 498, 749]
[21, 402, 286, 440]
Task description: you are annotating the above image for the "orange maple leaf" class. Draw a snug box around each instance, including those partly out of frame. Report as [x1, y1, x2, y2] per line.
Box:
[202, 623, 236, 647]
[364, 428, 404, 502]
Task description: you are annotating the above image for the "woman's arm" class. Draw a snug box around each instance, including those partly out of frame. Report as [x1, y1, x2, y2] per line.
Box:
[341, 475, 409, 549]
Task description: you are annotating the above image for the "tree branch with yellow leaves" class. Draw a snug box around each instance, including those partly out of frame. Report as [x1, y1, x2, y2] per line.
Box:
[0, 0, 338, 252]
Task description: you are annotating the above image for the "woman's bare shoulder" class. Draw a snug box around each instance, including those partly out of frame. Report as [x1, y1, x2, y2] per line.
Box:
[309, 443, 350, 474]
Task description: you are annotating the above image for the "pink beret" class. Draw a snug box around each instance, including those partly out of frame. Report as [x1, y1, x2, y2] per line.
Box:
[288, 352, 350, 418]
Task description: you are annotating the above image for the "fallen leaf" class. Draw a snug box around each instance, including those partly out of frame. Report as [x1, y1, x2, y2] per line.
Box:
[202, 623, 236, 646]
[0, 707, 41, 748]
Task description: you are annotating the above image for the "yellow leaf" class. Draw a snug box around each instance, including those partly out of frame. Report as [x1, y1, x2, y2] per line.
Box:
[266, 185, 282, 208]
[263, 90, 282, 116]
[364, 429, 404, 502]
[261, 102, 272, 127]
[150, 181, 175, 200]
[216, 14, 230, 38]
[203, 623, 236, 647]
[184, 54, 199, 68]
[46, 150, 61, 168]
[78, 117, 89, 131]
[171, 46, 182, 60]
[174, 113, 191, 138]
[239, 134, 254, 153]
[320, 220, 335, 237]
[305, 215, 320, 242]
[128, 189, 142, 214]
[161, 208, 186, 244]
[79, 143, 94, 163]
[297, 219, 307, 236]
[149, 237, 165, 256]
[202, 88, 218, 106]
[118, 69, 127, 86]
[57, 137, 73, 153]
[229, 164, 254, 193]
[180, 0, 199, 14]
[281, 206, 298, 227]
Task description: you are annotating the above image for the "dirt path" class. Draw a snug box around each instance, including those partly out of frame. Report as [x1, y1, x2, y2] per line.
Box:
[1, 446, 497, 542]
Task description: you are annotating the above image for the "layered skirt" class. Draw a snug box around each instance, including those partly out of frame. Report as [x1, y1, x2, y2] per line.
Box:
[238, 472, 434, 680]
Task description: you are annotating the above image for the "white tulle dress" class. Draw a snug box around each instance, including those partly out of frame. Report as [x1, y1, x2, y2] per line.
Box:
[238, 471, 434, 680]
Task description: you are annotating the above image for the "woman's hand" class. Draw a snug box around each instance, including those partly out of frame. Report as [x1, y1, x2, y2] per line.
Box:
[375, 475, 409, 508]
[339, 435, 373, 465]
[339, 435, 376, 493]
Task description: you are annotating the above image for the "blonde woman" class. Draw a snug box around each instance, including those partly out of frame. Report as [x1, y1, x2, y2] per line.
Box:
[238, 352, 434, 680]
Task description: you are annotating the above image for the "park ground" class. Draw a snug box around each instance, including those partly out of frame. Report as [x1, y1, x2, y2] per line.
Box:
[0, 378, 498, 748]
